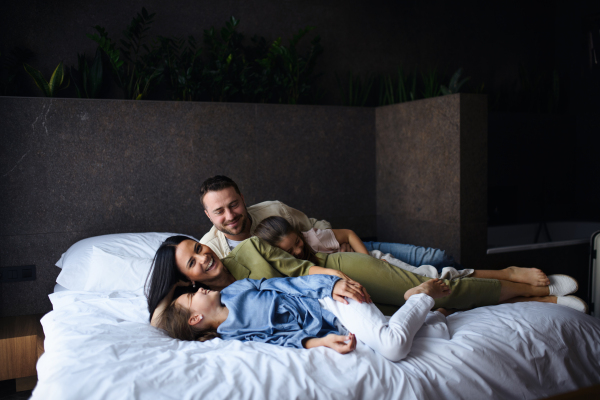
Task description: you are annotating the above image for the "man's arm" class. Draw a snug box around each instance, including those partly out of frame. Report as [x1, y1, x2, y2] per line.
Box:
[278, 201, 332, 230]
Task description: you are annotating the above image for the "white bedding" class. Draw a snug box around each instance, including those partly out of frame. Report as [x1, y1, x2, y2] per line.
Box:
[33, 290, 600, 400]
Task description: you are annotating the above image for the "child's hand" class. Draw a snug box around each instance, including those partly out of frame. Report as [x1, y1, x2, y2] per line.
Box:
[323, 333, 356, 354]
[339, 243, 355, 252]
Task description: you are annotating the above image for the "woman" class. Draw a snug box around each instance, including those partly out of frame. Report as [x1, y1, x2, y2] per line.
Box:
[146, 235, 584, 322]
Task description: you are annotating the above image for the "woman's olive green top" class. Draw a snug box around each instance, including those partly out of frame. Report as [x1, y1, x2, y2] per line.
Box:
[223, 237, 501, 315]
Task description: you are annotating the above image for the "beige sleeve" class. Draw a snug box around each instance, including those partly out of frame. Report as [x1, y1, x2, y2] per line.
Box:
[281, 202, 332, 230]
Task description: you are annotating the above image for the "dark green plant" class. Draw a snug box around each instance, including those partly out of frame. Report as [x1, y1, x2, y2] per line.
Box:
[156, 35, 204, 101]
[0, 47, 33, 96]
[202, 16, 247, 102]
[23, 62, 69, 97]
[88, 8, 162, 100]
[376, 68, 417, 106]
[441, 67, 470, 95]
[246, 27, 323, 104]
[68, 47, 105, 98]
[263, 27, 323, 104]
[490, 66, 561, 113]
[421, 69, 442, 98]
[335, 72, 374, 106]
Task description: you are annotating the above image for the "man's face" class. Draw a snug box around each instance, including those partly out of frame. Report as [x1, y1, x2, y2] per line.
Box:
[203, 187, 250, 239]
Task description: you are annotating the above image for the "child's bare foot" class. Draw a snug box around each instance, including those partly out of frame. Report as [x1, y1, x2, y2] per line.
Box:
[404, 279, 451, 301]
[505, 266, 550, 287]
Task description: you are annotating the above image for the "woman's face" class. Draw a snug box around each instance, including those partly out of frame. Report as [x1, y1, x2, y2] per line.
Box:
[174, 240, 225, 283]
[276, 232, 305, 259]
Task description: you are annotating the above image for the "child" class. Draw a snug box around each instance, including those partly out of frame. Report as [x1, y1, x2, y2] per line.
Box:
[158, 274, 452, 362]
[253, 216, 554, 287]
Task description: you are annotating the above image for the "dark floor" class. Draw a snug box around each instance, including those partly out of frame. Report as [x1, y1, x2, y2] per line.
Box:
[0, 380, 33, 400]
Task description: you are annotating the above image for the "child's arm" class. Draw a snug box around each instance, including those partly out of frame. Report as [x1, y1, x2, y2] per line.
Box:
[304, 333, 357, 354]
[150, 281, 191, 327]
[331, 229, 369, 255]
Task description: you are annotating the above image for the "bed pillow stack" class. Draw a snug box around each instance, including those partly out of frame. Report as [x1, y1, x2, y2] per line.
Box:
[55, 232, 196, 293]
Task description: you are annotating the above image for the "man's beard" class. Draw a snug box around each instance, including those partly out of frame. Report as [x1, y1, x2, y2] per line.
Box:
[217, 213, 248, 236]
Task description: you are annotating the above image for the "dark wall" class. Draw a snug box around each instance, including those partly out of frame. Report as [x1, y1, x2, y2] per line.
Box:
[0, 0, 569, 103]
[0, 97, 375, 316]
[375, 94, 488, 266]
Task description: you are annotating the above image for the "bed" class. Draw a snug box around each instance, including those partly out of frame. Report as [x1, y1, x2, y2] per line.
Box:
[31, 233, 600, 400]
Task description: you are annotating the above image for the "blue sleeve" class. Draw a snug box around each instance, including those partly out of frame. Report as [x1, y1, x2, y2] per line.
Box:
[237, 329, 315, 349]
[240, 275, 340, 299]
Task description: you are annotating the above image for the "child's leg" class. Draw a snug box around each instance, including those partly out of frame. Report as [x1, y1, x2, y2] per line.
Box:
[320, 293, 434, 362]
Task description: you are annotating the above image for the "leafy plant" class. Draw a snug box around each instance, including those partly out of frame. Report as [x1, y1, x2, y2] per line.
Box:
[377, 68, 417, 106]
[23, 62, 69, 97]
[88, 8, 162, 100]
[441, 67, 470, 95]
[421, 69, 442, 98]
[246, 27, 323, 104]
[202, 16, 246, 102]
[156, 35, 204, 101]
[335, 72, 374, 106]
[490, 66, 561, 113]
[265, 27, 323, 104]
[0, 47, 33, 96]
[68, 47, 105, 98]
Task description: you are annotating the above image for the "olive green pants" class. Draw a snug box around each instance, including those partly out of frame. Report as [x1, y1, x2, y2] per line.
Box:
[318, 252, 501, 315]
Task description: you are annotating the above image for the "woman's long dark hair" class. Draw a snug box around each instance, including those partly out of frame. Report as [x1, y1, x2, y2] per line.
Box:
[145, 235, 191, 322]
[253, 216, 318, 263]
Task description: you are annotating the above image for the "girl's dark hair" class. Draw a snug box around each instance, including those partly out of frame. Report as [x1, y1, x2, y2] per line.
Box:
[159, 296, 220, 342]
[253, 216, 317, 263]
[145, 235, 192, 322]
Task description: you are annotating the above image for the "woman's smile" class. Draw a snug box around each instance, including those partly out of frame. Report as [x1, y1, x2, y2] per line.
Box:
[205, 257, 215, 272]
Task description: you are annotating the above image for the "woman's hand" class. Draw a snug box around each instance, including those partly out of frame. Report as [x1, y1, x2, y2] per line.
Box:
[332, 279, 372, 304]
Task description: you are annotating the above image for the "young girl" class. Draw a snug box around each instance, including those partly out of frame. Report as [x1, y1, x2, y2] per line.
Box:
[253, 216, 556, 287]
[157, 274, 452, 362]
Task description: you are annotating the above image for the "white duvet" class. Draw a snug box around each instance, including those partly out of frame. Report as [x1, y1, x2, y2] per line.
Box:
[33, 290, 600, 400]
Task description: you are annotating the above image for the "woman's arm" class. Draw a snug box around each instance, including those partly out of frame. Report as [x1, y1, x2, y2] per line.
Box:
[308, 267, 372, 304]
[331, 229, 369, 255]
[304, 333, 356, 354]
[150, 281, 190, 327]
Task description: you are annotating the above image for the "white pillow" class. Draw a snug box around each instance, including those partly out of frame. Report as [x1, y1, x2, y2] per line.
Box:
[56, 232, 196, 291]
[84, 247, 152, 292]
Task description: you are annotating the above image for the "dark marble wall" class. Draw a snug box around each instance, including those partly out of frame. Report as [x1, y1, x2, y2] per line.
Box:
[375, 94, 488, 266]
[0, 97, 375, 316]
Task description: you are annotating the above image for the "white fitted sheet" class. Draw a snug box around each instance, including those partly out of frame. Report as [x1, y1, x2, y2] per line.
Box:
[33, 290, 600, 400]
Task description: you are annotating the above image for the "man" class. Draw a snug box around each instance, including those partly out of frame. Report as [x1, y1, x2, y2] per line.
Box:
[199, 175, 331, 259]
[199, 175, 458, 271]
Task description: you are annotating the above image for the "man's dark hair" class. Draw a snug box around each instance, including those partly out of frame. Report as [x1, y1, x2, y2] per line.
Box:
[199, 175, 241, 209]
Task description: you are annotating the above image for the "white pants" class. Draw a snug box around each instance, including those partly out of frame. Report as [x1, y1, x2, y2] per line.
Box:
[319, 293, 442, 362]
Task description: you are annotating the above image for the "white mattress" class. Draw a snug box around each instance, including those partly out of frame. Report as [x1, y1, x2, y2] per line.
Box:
[33, 289, 600, 400]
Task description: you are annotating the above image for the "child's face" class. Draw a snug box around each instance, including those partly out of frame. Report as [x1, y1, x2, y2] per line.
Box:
[176, 287, 221, 323]
[277, 232, 305, 259]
